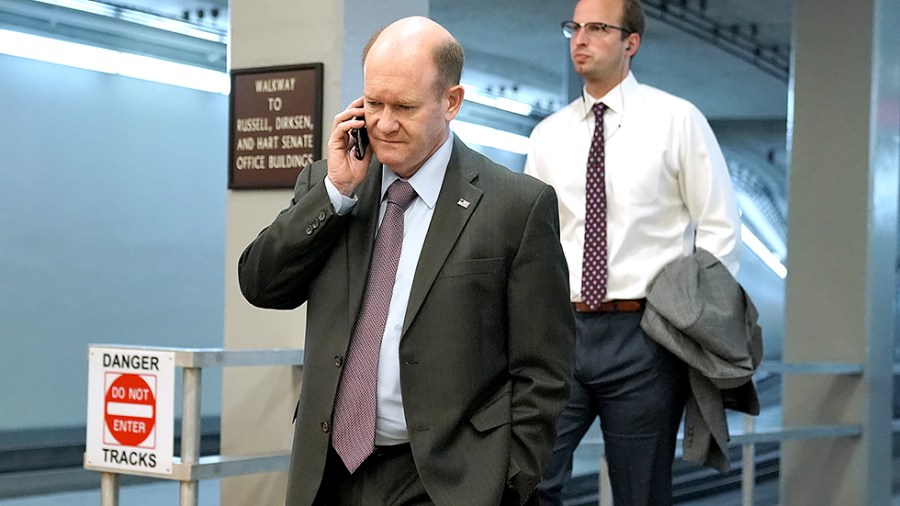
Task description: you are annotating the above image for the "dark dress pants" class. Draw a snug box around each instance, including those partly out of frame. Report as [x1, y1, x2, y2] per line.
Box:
[538, 311, 688, 506]
[313, 443, 534, 505]
[313, 443, 432, 506]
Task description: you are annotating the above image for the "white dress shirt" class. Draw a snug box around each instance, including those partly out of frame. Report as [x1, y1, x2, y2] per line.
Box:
[524, 72, 740, 302]
[325, 134, 453, 445]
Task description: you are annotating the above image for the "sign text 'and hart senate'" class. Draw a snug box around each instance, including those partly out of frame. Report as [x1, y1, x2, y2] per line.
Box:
[86, 347, 175, 476]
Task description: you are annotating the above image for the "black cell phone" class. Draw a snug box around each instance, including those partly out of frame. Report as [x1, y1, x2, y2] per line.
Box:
[351, 117, 369, 160]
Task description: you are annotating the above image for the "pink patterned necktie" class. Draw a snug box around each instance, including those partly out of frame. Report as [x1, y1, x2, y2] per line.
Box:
[581, 102, 609, 310]
[331, 179, 417, 473]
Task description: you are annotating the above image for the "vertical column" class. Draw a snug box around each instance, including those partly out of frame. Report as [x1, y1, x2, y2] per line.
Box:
[222, 1, 427, 505]
[781, 0, 899, 504]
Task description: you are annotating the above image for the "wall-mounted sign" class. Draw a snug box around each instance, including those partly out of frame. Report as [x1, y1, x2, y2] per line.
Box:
[228, 63, 324, 189]
[85, 346, 175, 476]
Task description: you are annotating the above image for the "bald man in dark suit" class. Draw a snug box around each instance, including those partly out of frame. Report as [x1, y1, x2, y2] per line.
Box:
[238, 16, 574, 506]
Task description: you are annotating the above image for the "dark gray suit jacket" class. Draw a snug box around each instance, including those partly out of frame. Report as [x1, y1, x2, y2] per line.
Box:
[238, 138, 575, 505]
[641, 249, 762, 472]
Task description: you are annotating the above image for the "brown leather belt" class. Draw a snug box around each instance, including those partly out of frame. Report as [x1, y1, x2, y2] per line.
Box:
[572, 299, 646, 313]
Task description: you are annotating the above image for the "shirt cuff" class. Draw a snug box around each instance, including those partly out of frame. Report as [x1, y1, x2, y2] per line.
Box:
[324, 176, 358, 216]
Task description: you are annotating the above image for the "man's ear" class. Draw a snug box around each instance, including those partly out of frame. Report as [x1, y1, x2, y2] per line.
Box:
[625, 33, 641, 56]
[445, 84, 464, 121]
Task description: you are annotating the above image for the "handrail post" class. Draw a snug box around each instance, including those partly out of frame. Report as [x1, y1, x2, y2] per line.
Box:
[100, 472, 119, 506]
[741, 414, 755, 506]
[180, 367, 202, 506]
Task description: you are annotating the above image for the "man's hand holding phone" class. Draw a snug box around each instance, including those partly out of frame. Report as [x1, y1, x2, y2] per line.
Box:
[326, 96, 372, 196]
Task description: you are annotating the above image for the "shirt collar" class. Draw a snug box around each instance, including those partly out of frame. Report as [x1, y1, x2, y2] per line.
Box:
[580, 71, 638, 120]
[380, 132, 453, 209]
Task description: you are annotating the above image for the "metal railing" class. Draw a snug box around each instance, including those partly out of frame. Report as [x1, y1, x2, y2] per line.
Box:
[85, 352, 888, 506]
[83, 346, 303, 506]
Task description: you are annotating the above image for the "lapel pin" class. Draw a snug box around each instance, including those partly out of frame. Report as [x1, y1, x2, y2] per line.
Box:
[456, 198, 470, 209]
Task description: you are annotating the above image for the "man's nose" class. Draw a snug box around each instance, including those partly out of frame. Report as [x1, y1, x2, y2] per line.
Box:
[572, 27, 589, 45]
[376, 109, 399, 134]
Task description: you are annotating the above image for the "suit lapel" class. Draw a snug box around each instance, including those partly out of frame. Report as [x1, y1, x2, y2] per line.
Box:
[346, 159, 383, 326]
[403, 140, 482, 334]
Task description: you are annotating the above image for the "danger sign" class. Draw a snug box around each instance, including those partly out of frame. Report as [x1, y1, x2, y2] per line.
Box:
[104, 373, 156, 447]
[85, 346, 174, 476]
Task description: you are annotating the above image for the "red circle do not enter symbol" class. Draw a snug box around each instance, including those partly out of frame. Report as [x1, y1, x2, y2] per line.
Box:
[104, 373, 156, 447]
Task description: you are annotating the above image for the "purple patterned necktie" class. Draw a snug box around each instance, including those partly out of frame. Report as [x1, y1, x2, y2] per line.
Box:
[582, 102, 609, 310]
[331, 179, 417, 473]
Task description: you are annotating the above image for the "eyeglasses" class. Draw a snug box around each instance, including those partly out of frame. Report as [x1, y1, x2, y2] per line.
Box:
[561, 20, 632, 39]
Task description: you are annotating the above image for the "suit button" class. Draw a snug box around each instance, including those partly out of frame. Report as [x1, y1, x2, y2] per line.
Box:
[311, 219, 319, 229]
[320, 421, 330, 433]
[318, 211, 327, 221]
[334, 355, 343, 367]
[305, 225, 313, 235]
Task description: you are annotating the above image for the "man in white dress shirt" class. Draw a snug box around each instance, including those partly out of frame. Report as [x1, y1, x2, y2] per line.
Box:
[524, 0, 741, 504]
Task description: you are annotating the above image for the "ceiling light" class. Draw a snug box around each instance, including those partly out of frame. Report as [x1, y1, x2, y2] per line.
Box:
[0, 29, 229, 94]
[462, 85, 533, 116]
[451, 120, 530, 155]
